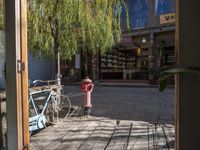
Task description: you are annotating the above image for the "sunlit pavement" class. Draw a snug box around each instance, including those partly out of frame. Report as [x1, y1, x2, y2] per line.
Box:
[30, 86, 175, 150]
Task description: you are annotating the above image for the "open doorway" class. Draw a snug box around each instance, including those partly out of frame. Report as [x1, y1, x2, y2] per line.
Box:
[28, 0, 176, 149]
[5, 0, 198, 149]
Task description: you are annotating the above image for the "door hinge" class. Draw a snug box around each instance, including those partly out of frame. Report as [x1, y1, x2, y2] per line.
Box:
[17, 60, 25, 73]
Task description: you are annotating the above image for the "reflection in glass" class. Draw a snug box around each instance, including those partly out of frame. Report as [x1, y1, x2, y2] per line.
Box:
[155, 0, 175, 15]
[129, 0, 148, 29]
[121, 4, 127, 31]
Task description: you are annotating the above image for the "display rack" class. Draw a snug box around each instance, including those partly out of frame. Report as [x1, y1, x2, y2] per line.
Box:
[101, 50, 126, 72]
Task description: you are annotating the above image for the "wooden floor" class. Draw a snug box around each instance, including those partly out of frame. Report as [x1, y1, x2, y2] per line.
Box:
[30, 116, 174, 150]
[31, 86, 175, 150]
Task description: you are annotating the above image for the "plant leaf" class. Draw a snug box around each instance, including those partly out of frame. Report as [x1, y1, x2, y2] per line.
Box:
[159, 66, 200, 92]
[159, 74, 174, 92]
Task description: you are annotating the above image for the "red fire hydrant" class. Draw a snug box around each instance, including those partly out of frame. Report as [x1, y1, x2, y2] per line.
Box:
[80, 77, 94, 115]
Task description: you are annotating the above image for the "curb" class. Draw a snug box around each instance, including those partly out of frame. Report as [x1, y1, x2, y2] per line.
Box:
[96, 83, 158, 88]
[96, 83, 174, 89]
[64, 82, 175, 89]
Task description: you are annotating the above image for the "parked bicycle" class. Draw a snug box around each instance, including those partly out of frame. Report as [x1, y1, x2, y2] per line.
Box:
[29, 80, 71, 132]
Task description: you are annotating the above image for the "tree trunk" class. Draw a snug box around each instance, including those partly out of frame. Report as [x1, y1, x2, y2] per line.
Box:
[55, 46, 61, 86]
[84, 49, 88, 78]
[91, 51, 96, 81]
[54, 18, 61, 89]
[49, 16, 61, 86]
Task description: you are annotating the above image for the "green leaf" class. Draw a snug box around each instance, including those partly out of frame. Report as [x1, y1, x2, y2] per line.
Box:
[159, 66, 200, 92]
[159, 74, 174, 92]
[161, 67, 200, 76]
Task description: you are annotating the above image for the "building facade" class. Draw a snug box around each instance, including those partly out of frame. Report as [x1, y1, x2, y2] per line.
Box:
[99, 0, 175, 83]
[60, 0, 175, 83]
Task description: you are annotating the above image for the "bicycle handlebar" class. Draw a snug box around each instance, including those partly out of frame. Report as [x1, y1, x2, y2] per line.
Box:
[33, 80, 57, 87]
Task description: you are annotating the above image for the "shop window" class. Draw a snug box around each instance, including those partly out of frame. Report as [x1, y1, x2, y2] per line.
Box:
[121, 5, 127, 31]
[155, 0, 175, 16]
[129, 0, 148, 29]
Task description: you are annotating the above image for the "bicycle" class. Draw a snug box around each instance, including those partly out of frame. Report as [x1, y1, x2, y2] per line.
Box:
[29, 80, 71, 132]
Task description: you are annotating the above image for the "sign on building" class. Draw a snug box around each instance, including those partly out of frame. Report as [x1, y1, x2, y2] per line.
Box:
[75, 54, 80, 69]
[160, 13, 175, 24]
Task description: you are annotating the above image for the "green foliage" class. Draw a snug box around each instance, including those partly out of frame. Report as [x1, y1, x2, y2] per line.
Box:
[159, 66, 200, 92]
[0, 0, 4, 30]
[0, 0, 129, 75]
[27, 0, 129, 60]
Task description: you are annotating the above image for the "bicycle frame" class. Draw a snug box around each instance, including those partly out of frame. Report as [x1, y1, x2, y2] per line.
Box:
[29, 89, 53, 132]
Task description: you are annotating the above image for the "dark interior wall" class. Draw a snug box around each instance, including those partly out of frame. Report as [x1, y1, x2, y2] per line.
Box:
[28, 53, 55, 81]
[178, 1, 200, 149]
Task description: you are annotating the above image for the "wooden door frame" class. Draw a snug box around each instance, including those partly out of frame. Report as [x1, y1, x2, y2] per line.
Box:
[5, 0, 29, 149]
[175, 0, 179, 149]
[7, 0, 200, 149]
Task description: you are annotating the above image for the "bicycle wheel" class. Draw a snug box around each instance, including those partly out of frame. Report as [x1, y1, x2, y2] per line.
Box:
[46, 94, 71, 124]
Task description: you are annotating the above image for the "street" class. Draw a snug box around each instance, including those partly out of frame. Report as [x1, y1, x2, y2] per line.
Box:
[65, 85, 174, 125]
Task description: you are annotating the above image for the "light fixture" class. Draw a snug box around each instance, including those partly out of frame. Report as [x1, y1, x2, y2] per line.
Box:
[137, 47, 141, 55]
[142, 37, 147, 43]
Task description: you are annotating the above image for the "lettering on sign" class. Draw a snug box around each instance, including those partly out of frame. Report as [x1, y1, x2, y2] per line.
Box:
[160, 13, 175, 24]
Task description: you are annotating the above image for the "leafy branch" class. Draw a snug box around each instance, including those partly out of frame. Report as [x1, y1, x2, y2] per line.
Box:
[159, 66, 200, 92]
[0, 0, 130, 80]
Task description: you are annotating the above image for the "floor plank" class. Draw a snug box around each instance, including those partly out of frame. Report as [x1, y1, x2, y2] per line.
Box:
[105, 121, 132, 150]
[127, 121, 149, 150]
[30, 118, 175, 150]
[77, 119, 115, 150]
[155, 124, 168, 150]
[55, 118, 100, 150]
[31, 119, 84, 150]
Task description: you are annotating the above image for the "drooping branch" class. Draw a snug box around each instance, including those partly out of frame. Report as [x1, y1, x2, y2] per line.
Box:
[48, 16, 56, 39]
[27, 0, 129, 59]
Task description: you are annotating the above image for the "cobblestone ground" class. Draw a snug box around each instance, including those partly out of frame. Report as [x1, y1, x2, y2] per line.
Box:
[64, 85, 174, 125]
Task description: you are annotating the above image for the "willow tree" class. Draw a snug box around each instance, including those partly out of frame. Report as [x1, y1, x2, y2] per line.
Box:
[0, 0, 4, 30]
[27, 0, 129, 82]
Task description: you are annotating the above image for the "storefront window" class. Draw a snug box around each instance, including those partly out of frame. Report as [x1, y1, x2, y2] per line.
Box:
[155, 0, 175, 15]
[121, 5, 127, 31]
[129, 0, 148, 29]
